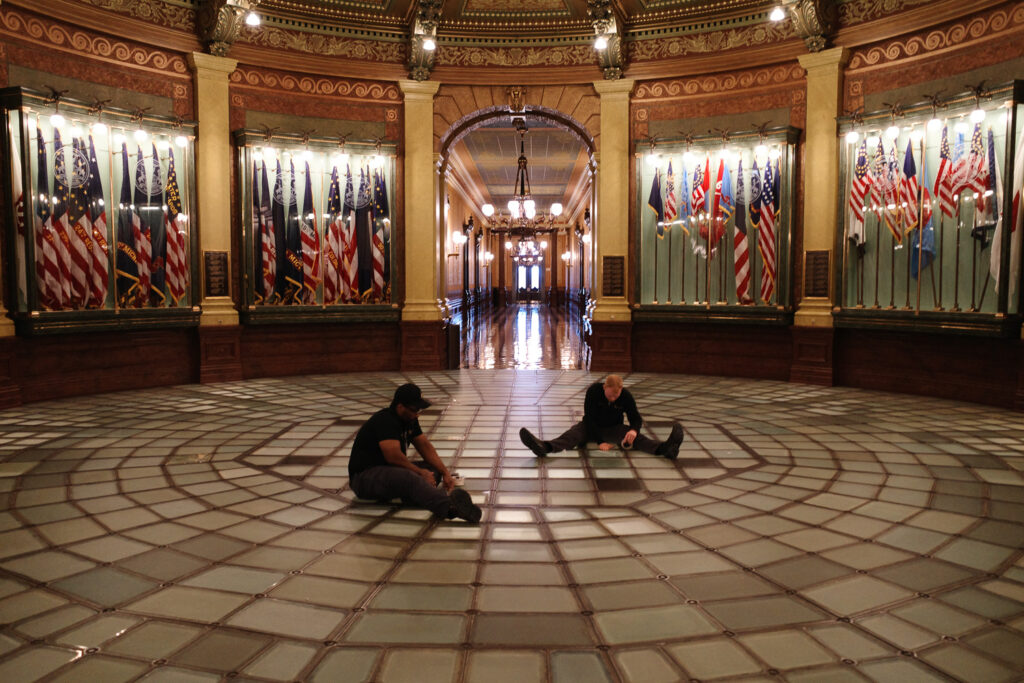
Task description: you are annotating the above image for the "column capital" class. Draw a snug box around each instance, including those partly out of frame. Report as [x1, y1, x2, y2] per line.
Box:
[399, 79, 441, 100]
[593, 78, 635, 98]
[187, 51, 238, 76]
[798, 46, 849, 74]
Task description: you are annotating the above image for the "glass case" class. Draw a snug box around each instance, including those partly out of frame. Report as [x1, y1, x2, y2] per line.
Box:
[2, 87, 199, 333]
[234, 130, 398, 323]
[836, 81, 1023, 335]
[634, 126, 799, 323]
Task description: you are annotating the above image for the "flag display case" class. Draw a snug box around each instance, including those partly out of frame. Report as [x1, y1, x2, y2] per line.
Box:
[234, 130, 398, 324]
[836, 81, 1024, 336]
[1, 87, 200, 334]
[634, 126, 799, 324]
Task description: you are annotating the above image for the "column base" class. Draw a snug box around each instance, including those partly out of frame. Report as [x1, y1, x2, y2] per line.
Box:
[401, 320, 450, 371]
[790, 326, 835, 386]
[199, 326, 243, 383]
[589, 320, 632, 373]
[199, 298, 239, 327]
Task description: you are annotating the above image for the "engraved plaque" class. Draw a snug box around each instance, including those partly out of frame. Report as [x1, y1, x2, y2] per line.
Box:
[204, 251, 229, 298]
[805, 250, 830, 298]
[602, 256, 625, 297]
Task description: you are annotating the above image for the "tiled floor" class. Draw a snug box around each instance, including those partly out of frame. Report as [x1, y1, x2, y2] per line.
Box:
[0, 370, 1022, 682]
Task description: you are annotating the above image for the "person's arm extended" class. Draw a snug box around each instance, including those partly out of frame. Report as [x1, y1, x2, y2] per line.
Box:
[380, 439, 436, 487]
[411, 434, 454, 491]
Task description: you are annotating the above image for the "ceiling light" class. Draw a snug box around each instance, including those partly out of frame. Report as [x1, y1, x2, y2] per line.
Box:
[594, 35, 608, 50]
[927, 117, 943, 131]
[550, 203, 562, 217]
[49, 113, 65, 128]
[422, 37, 436, 51]
[133, 128, 147, 142]
[482, 204, 494, 217]
[769, 6, 786, 21]
[886, 125, 900, 138]
[844, 130, 859, 144]
[245, 11, 260, 27]
[970, 108, 986, 123]
[92, 121, 107, 135]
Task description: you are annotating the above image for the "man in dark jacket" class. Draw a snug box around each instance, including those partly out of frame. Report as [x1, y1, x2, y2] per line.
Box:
[349, 383, 481, 522]
[519, 374, 683, 459]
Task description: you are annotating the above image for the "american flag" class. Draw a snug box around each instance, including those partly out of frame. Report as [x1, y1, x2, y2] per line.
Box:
[300, 161, 321, 304]
[900, 139, 919, 232]
[371, 168, 389, 301]
[759, 158, 777, 303]
[965, 123, 987, 197]
[322, 167, 343, 304]
[131, 144, 152, 305]
[692, 157, 708, 218]
[340, 165, 359, 303]
[934, 126, 955, 218]
[35, 129, 63, 309]
[664, 161, 678, 225]
[848, 140, 872, 245]
[733, 159, 752, 304]
[950, 130, 969, 200]
[163, 147, 188, 306]
[87, 136, 110, 308]
[258, 162, 276, 302]
[57, 132, 90, 307]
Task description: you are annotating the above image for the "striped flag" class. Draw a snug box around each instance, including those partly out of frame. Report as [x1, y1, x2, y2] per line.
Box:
[34, 129, 60, 309]
[900, 139, 919, 232]
[934, 126, 955, 217]
[66, 138, 94, 308]
[131, 144, 153, 305]
[733, 158, 752, 304]
[647, 167, 664, 238]
[664, 161, 678, 226]
[300, 161, 320, 304]
[966, 123, 987, 197]
[53, 131, 88, 307]
[340, 165, 359, 302]
[759, 159, 778, 303]
[848, 140, 872, 246]
[371, 168, 389, 300]
[692, 157, 708, 218]
[163, 147, 188, 306]
[86, 136, 109, 308]
[322, 167, 342, 304]
[258, 161, 277, 302]
[950, 130, 969, 199]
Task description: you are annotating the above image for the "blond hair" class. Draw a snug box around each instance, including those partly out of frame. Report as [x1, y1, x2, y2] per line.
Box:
[604, 374, 623, 390]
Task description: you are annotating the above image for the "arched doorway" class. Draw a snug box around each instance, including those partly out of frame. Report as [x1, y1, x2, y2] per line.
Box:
[438, 102, 596, 368]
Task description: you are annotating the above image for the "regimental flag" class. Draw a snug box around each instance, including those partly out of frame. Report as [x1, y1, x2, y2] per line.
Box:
[131, 144, 153, 305]
[692, 157, 709, 218]
[282, 158, 304, 303]
[974, 128, 1001, 247]
[355, 167, 374, 298]
[935, 126, 956, 217]
[34, 128, 63, 309]
[371, 168, 389, 300]
[86, 136, 109, 308]
[664, 161, 678, 226]
[678, 160, 692, 235]
[882, 141, 901, 242]
[911, 153, 936, 279]
[163, 147, 188, 306]
[966, 122, 987, 197]
[848, 140, 872, 246]
[647, 167, 665, 238]
[271, 160, 287, 299]
[145, 144, 167, 307]
[733, 158, 752, 304]
[749, 159, 762, 250]
[114, 142, 140, 307]
[299, 161, 320, 304]
[258, 161, 277, 302]
[759, 158, 778, 303]
[900, 139, 919, 233]
[340, 164, 359, 303]
[54, 131, 88, 307]
[990, 126, 1024, 299]
[322, 166, 343, 304]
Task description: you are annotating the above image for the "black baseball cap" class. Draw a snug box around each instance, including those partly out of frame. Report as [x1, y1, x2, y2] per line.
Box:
[393, 383, 431, 411]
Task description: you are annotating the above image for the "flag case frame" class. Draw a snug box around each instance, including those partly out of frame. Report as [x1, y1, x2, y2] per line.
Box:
[1, 86, 201, 335]
[233, 130, 399, 325]
[632, 126, 800, 326]
[834, 80, 1024, 338]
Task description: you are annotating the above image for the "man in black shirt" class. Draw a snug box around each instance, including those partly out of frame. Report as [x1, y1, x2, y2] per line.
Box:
[519, 374, 683, 459]
[349, 383, 481, 522]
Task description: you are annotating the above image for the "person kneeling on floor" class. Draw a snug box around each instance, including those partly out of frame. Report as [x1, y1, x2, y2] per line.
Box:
[348, 383, 481, 522]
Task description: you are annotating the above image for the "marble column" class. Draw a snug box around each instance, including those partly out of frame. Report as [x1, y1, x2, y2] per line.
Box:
[590, 78, 635, 372]
[792, 47, 849, 384]
[398, 80, 448, 370]
[188, 52, 243, 382]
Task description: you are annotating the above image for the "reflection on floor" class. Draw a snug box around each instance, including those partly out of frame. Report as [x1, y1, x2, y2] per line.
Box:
[0, 370, 1023, 682]
[459, 304, 589, 370]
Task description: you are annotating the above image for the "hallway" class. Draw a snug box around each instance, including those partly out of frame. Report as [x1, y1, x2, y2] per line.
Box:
[458, 303, 590, 371]
[0, 370, 1021, 681]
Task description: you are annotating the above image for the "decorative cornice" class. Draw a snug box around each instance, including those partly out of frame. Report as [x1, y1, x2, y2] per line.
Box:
[75, 0, 196, 32]
[627, 20, 795, 61]
[790, 0, 838, 52]
[847, 2, 1024, 71]
[435, 43, 595, 68]
[633, 63, 806, 100]
[230, 65, 400, 100]
[198, 0, 261, 56]
[0, 5, 190, 74]
[838, 0, 939, 27]
[237, 24, 405, 62]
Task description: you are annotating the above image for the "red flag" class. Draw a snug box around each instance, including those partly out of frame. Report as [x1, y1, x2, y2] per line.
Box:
[934, 126, 955, 218]
[848, 140, 873, 245]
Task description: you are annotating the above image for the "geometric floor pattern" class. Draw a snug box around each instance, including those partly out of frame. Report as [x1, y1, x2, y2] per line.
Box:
[0, 370, 1022, 682]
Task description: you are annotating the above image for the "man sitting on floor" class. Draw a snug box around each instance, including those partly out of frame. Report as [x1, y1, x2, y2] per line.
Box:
[519, 374, 684, 459]
[348, 383, 481, 522]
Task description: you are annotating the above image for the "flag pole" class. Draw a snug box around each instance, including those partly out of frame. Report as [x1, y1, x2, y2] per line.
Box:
[665, 225, 672, 304]
[680, 220, 686, 304]
[873, 202, 881, 309]
[916, 136, 925, 312]
[969, 191, 978, 311]
[842, 157, 853, 308]
[652, 220, 659, 305]
[952, 193, 962, 312]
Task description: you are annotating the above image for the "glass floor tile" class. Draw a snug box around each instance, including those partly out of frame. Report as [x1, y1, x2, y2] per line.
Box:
[0, 369, 1021, 681]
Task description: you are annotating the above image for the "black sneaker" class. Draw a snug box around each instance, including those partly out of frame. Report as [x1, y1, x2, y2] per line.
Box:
[661, 422, 684, 460]
[519, 428, 549, 457]
[448, 488, 482, 523]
